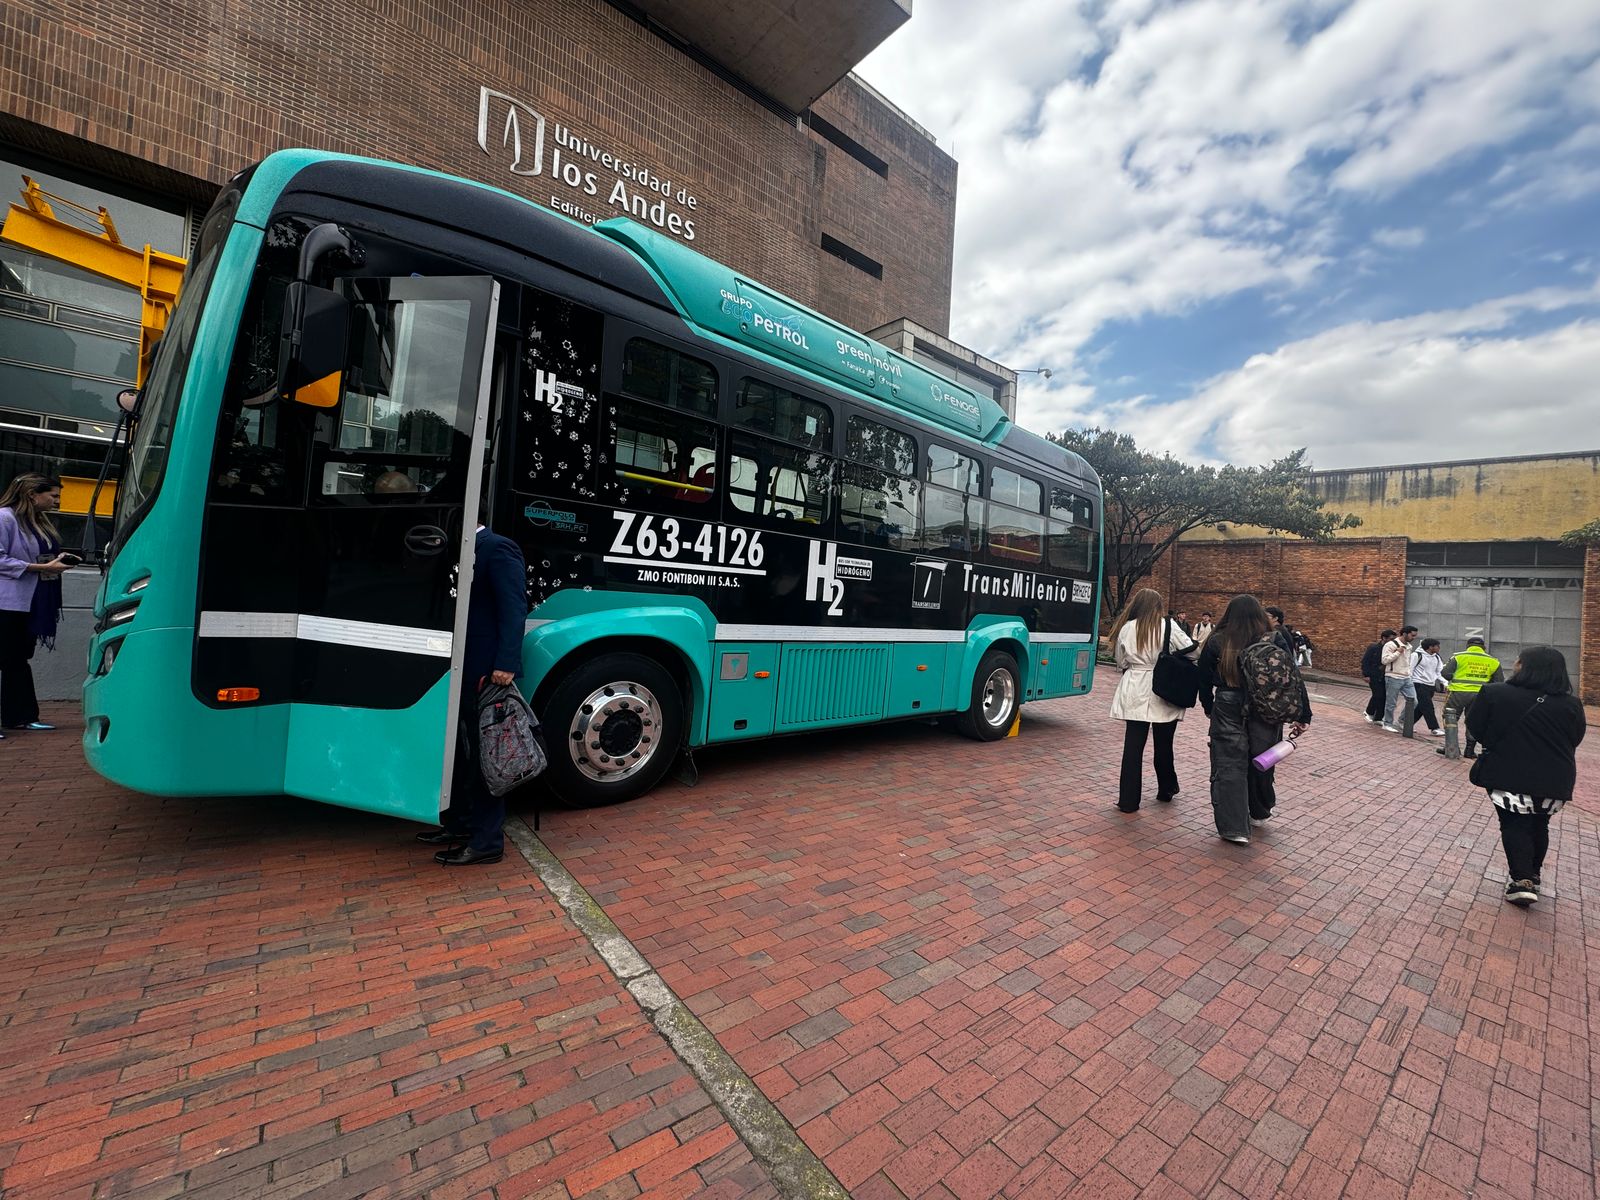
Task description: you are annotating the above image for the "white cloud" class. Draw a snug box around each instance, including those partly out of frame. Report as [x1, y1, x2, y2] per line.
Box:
[1093, 285, 1600, 469]
[1371, 226, 1425, 249]
[857, 0, 1600, 457]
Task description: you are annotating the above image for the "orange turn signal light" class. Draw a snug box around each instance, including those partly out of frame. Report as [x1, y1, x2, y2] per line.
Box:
[1041, 658, 1050, 666]
[217, 687, 260, 703]
[754, 670, 771, 679]
[916, 664, 928, 671]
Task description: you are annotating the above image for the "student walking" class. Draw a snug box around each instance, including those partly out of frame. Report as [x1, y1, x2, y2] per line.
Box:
[1362, 630, 1395, 723]
[1438, 636, 1503, 760]
[1108, 588, 1194, 812]
[1410, 638, 1446, 736]
[1465, 647, 1585, 906]
[1380, 626, 1419, 732]
[1198, 594, 1311, 844]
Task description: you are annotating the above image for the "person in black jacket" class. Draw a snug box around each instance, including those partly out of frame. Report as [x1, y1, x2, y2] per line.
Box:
[1465, 646, 1585, 907]
[1198, 594, 1311, 844]
[416, 522, 529, 866]
[1361, 629, 1395, 723]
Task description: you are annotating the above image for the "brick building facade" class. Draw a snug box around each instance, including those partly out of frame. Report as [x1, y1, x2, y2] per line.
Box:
[0, 0, 955, 427]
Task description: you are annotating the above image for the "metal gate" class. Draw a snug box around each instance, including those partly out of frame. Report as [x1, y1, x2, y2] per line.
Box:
[1404, 575, 1583, 676]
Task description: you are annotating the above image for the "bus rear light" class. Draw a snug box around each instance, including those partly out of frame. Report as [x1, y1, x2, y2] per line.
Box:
[217, 687, 261, 703]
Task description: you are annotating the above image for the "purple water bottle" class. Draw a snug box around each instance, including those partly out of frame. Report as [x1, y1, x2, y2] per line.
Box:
[1252, 738, 1295, 772]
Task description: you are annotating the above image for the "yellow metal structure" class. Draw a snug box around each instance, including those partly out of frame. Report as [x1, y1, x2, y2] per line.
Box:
[1, 176, 187, 385]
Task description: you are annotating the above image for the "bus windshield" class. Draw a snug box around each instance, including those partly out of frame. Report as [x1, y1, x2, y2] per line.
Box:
[113, 196, 235, 545]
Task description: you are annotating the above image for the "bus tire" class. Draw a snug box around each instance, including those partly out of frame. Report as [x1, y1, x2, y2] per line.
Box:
[542, 652, 683, 808]
[956, 649, 1020, 741]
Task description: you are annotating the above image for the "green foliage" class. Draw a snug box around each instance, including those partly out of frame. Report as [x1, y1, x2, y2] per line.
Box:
[1051, 427, 1362, 620]
[1559, 518, 1600, 547]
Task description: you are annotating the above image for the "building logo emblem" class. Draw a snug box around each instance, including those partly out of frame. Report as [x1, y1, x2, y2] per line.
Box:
[473, 85, 701, 241]
[477, 88, 545, 177]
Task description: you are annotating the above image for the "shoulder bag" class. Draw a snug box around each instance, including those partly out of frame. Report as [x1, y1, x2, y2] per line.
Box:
[1150, 617, 1201, 709]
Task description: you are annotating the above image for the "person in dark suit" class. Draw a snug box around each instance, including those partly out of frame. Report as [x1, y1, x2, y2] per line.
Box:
[417, 521, 528, 865]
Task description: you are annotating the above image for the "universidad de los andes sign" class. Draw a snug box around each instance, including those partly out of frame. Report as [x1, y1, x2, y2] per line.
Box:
[477, 86, 702, 241]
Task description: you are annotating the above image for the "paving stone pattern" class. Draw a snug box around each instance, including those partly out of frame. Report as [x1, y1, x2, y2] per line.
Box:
[541, 675, 1600, 1200]
[0, 742, 770, 1200]
[1, 671, 1597, 1199]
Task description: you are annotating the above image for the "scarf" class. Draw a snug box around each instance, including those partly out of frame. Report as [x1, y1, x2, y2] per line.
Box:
[26, 532, 62, 650]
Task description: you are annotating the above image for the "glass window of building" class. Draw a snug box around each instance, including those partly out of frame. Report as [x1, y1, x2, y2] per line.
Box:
[0, 157, 186, 434]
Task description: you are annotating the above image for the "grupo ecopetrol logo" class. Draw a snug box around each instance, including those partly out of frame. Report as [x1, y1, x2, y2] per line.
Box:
[932, 381, 982, 421]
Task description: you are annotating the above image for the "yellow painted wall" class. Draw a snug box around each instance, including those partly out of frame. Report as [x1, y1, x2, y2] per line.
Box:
[1184, 451, 1600, 543]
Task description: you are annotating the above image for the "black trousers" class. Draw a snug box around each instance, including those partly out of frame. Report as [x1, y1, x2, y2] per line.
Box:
[1365, 675, 1385, 719]
[449, 708, 505, 854]
[1208, 691, 1279, 838]
[1495, 807, 1551, 883]
[1414, 687, 1440, 732]
[0, 610, 40, 728]
[1119, 720, 1178, 810]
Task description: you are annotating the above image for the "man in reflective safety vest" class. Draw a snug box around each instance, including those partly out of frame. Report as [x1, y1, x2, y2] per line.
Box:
[1437, 636, 1503, 761]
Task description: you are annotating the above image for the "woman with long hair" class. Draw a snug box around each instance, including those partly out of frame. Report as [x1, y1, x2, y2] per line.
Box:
[1465, 646, 1585, 906]
[1108, 588, 1194, 812]
[1196, 594, 1310, 843]
[0, 474, 72, 734]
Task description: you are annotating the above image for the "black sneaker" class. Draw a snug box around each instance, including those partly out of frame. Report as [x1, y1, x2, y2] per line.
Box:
[1505, 879, 1538, 906]
[1463, 750, 1478, 760]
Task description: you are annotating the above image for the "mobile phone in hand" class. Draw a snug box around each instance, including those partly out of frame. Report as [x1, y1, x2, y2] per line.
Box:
[55, 552, 82, 566]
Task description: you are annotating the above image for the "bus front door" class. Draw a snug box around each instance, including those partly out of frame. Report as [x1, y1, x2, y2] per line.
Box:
[278, 275, 501, 824]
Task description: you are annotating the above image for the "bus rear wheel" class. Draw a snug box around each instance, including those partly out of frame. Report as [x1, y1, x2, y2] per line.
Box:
[542, 652, 682, 808]
[956, 649, 1019, 741]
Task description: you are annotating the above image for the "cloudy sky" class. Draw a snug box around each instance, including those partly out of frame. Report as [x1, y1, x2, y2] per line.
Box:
[856, 0, 1600, 470]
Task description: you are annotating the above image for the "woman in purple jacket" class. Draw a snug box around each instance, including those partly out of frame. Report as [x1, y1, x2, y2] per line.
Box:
[0, 474, 74, 735]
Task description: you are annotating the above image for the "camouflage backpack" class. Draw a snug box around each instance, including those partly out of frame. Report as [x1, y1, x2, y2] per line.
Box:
[1239, 635, 1305, 725]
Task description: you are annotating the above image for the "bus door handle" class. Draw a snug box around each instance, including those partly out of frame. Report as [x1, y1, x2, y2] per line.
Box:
[404, 525, 450, 556]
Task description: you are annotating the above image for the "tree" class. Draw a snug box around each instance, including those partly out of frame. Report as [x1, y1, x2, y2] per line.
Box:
[1559, 518, 1600, 547]
[1051, 428, 1362, 621]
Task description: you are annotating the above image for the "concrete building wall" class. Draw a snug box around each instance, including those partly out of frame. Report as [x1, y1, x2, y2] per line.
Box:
[1185, 451, 1600, 544]
[0, 0, 956, 337]
[1586, 547, 1600, 705]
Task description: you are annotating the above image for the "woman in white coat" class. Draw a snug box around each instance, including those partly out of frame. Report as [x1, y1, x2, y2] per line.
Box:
[1110, 588, 1194, 812]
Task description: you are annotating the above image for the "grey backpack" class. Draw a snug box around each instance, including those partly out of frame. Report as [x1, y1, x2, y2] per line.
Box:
[476, 682, 548, 796]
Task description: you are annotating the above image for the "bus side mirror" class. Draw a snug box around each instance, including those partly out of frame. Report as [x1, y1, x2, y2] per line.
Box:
[276, 281, 348, 409]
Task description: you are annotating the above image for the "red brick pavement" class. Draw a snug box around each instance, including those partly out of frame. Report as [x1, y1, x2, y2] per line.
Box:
[540, 673, 1600, 1199]
[2, 671, 1597, 1199]
[0, 738, 771, 1200]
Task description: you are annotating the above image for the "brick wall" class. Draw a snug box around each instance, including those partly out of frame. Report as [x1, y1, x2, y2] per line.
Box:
[1126, 537, 1410, 676]
[0, 0, 956, 336]
[1583, 546, 1600, 706]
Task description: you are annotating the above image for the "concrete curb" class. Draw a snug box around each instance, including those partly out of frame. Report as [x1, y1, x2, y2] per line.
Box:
[505, 817, 848, 1200]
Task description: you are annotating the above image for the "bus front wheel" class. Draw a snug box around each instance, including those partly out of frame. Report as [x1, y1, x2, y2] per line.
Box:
[956, 649, 1020, 741]
[542, 652, 683, 808]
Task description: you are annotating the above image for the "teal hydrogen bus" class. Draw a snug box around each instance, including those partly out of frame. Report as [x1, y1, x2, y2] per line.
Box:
[83, 150, 1103, 822]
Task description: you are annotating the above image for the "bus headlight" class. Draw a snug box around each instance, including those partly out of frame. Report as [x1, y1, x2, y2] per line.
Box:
[98, 640, 120, 676]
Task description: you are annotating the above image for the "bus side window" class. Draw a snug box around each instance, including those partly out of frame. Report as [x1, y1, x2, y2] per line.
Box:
[726, 431, 834, 528]
[607, 397, 720, 513]
[987, 466, 1043, 564]
[921, 484, 973, 558]
[732, 378, 832, 450]
[841, 415, 919, 550]
[1047, 520, 1093, 574]
[622, 338, 717, 416]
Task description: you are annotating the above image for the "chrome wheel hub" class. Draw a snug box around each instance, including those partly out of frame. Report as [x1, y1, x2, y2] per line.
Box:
[982, 668, 1016, 729]
[568, 680, 663, 782]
